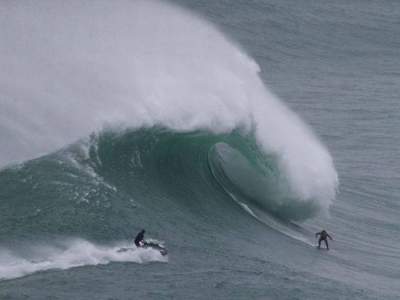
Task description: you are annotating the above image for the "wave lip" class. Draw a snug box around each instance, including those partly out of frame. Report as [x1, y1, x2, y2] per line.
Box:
[209, 142, 322, 221]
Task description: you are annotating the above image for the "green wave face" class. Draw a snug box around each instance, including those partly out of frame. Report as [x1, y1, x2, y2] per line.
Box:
[0, 127, 321, 241]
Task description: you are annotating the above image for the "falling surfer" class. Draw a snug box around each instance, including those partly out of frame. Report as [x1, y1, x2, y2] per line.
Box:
[315, 229, 333, 250]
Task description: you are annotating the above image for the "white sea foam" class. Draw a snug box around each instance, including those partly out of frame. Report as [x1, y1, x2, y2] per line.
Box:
[0, 0, 337, 210]
[0, 239, 166, 281]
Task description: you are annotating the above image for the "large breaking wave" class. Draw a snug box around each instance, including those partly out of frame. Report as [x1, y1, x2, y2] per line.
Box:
[0, 0, 338, 280]
[0, 0, 337, 213]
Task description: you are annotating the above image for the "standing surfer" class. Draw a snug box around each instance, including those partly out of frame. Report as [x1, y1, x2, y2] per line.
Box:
[315, 230, 333, 250]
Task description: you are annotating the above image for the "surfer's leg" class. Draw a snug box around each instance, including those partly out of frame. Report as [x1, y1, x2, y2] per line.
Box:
[318, 238, 322, 249]
[324, 239, 329, 250]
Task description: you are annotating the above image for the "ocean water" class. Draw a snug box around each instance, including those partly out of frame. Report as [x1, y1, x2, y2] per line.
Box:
[0, 0, 399, 299]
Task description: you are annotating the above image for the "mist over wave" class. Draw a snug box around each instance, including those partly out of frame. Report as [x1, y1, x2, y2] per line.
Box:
[0, 0, 337, 212]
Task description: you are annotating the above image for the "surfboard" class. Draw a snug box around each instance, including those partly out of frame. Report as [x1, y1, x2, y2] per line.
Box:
[315, 246, 329, 250]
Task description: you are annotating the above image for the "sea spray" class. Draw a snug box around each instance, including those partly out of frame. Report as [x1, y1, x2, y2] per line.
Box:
[0, 238, 167, 281]
[0, 0, 337, 212]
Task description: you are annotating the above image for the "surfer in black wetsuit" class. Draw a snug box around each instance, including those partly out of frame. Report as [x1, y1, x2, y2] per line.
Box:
[315, 230, 333, 250]
[132, 229, 168, 255]
[134, 229, 145, 247]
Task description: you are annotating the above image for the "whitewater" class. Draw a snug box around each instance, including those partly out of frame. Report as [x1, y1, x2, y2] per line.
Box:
[1, 0, 399, 299]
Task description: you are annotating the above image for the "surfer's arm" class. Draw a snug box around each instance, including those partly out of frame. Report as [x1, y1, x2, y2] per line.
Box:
[315, 232, 320, 237]
[328, 234, 333, 240]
